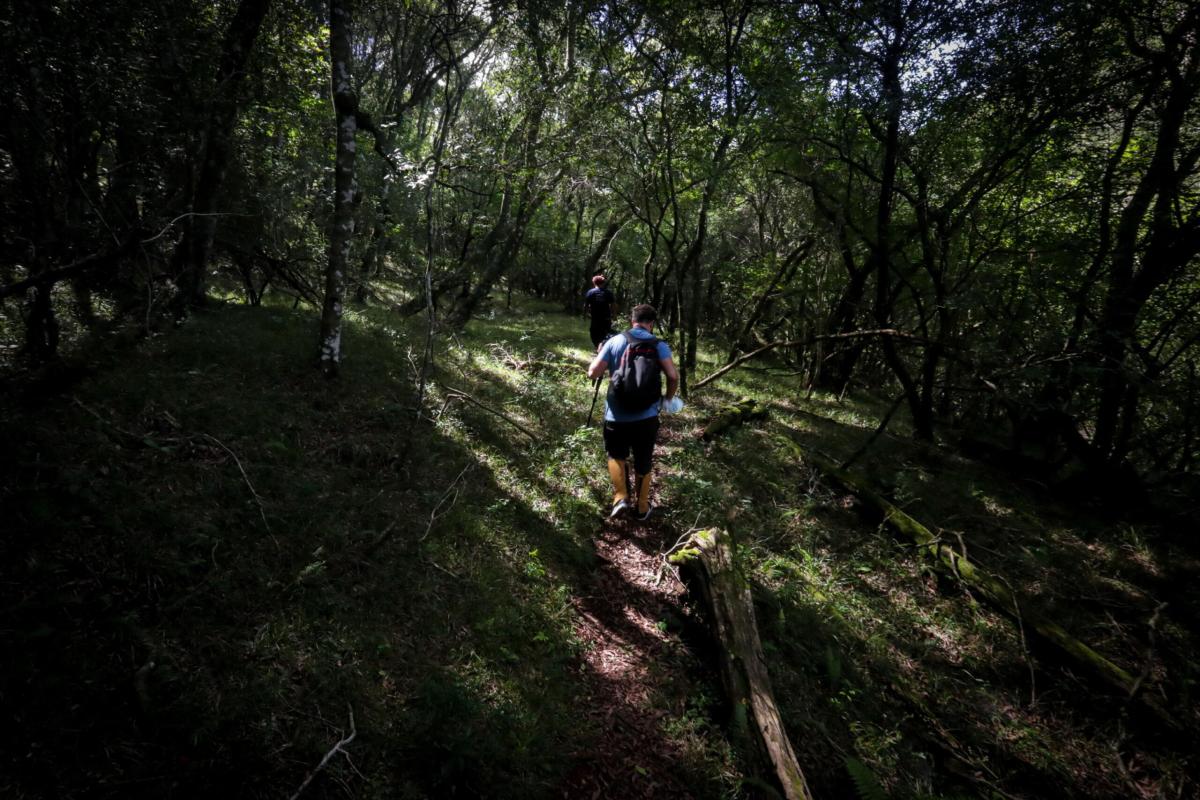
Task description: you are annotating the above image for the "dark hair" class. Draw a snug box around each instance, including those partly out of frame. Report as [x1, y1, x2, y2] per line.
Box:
[592, 274, 606, 286]
[631, 304, 657, 323]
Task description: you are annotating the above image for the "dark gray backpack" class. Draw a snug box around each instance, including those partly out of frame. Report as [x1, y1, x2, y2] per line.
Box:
[608, 331, 662, 412]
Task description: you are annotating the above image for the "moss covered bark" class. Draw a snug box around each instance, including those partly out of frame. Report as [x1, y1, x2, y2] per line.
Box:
[674, 528, 815, 800]
[701, 398, 768, 441]
[779, 437, 1182, 733]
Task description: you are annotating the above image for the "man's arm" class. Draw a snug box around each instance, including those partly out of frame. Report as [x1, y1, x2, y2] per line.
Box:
[660, 356, 679, 400]
[588, 350, 609, 380]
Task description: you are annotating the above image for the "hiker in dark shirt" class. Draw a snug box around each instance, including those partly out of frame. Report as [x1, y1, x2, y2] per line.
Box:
[583, 275, 617, 348]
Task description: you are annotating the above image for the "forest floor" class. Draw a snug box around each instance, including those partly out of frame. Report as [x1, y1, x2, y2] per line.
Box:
[1, 293, 1197, 799]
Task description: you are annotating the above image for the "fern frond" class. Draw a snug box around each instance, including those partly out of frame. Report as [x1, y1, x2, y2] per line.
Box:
[844, 756, 888, 800]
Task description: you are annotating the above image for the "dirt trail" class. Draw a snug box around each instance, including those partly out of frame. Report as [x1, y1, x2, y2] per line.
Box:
[558, 502, 709, 798]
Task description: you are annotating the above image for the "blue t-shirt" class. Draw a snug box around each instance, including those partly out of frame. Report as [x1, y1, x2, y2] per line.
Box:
[599, 327, 673, 422]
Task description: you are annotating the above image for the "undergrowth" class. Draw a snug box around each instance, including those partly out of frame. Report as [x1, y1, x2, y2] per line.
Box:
[2, 295, 1195, 799]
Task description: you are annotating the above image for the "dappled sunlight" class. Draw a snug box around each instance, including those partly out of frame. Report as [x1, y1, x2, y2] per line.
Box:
[5, 0, 1198, 795]
[4, 299, 1195, 799]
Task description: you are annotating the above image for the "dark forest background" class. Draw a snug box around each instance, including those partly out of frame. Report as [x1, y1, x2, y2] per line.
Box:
[2, 1, 1198, 798]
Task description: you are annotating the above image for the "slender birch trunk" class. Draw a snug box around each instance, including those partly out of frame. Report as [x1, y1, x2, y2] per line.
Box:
[321, 0, 357, 377]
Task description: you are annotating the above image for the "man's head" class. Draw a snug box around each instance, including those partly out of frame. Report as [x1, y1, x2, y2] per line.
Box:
[592, 274, 606, 287]
[631, 304, 657, 330]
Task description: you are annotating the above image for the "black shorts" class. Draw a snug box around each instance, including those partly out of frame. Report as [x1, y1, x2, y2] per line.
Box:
[590, 321, 614, 347]
[603, 416, 660, 474]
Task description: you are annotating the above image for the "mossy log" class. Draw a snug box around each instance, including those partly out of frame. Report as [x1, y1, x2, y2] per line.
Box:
[673, 528, 815, 800]
[779, 437, 1181, 732]
[701, 398, 768, 441]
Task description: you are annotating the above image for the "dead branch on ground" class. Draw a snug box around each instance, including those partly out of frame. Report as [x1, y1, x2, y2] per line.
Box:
[700, 397, 768, 441]
[200, 433, 271, 533]
[672, 528, 815, 800]
[438, 384, 540, 442]
[288, 704, 357, 800]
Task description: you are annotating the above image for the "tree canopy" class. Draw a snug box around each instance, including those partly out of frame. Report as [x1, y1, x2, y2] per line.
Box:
[5, 0, 1196, 485]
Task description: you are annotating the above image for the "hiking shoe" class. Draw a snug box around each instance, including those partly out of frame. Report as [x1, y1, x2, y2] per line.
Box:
[635, 504, 654, 521]
[609, 499, 630, 519]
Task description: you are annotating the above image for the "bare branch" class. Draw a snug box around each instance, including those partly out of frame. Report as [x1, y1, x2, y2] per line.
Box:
[439, 384, 541, 442]
[288, 704, 357, 800]
[200, 433, 271, 533]
[694, 329, 925, 392]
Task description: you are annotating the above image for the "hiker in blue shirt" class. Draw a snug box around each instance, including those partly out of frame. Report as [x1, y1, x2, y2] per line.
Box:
[583, 275, 617, 348]
[587, 304, 681, 520]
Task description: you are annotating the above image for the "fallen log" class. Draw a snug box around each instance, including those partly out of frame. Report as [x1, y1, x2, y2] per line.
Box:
[701, 397, 768, 441]
[672, 528, 815, 800]
[779, 437, 1181, 732]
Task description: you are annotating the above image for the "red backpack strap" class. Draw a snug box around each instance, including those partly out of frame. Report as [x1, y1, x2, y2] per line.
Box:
[631, 334, 658, 359]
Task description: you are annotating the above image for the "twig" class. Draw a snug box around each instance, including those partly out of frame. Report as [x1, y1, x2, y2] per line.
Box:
[425, 557, 461, 580]
[359, 487, 387, 510]
[1111, 719, 1142, 799]
[200, 433, 271, 533]
[440, 384, 540, 442]
[657, 514, 705, 587]
[998, 573, 1037, 706]
[662, 514, 705, 559]
[657, 554, 685, 589]
[72, 397, 145, 443]
[694, 329, 924, 392]
[421, 464, 472, 541]
[488, 342, 527, 370]
[133, 658, 156, 716]
[140, 212, 249, 245]
[951, 530, 969, 565]
[288, 704, 357, 800]
[896, 536, 949, 550]
[76, 178, 121, 246]
[1126, 601, 1168, 703]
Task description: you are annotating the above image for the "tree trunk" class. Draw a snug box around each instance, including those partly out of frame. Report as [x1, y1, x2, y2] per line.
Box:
[727, 238, 813, 364]
[450, 109, 564, 328]
[1085, 18, 1200, 465]
[672, 528, 815, 800]
[808, 159, 871, 393]
[320, 0, 357, 377]
[171, 0, 271, 311]
[677, 131, 732, 395]
[870, 31, 933, 440]
[582, 214, 627, 284]
[354, 184, 390, 304]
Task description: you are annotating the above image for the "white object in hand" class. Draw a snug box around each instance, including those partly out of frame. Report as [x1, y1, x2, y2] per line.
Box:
[663, 396, 684, 414]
